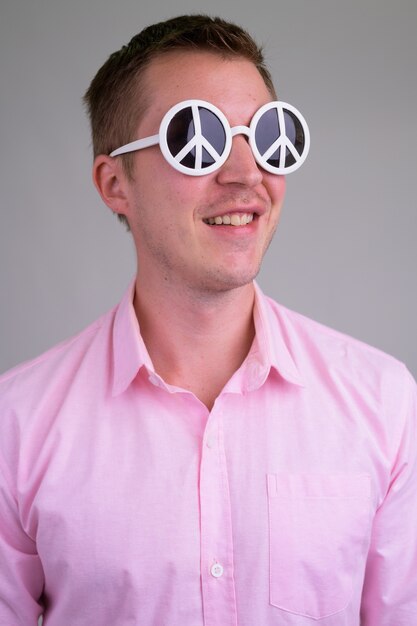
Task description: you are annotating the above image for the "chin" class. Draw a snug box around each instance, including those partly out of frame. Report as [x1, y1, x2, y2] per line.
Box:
[195, 266, 261, 294]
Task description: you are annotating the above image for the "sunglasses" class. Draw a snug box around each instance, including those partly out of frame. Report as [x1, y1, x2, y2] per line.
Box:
[110, 99, 310, 176]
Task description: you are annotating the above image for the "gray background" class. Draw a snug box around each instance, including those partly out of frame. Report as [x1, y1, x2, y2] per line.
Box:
[1, 0, 416, 379]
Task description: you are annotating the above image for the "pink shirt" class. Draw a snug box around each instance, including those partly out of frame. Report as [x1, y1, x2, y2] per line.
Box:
[0, 280, 416, 626]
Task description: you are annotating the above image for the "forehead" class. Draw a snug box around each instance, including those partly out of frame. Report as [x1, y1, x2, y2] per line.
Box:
[139, 51, 274, 128]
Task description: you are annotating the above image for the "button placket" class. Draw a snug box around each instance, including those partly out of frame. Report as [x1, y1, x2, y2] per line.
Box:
[200, 410, 237, 625]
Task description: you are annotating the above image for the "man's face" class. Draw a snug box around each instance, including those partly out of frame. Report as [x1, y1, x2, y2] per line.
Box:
[123, 50, 286, 294]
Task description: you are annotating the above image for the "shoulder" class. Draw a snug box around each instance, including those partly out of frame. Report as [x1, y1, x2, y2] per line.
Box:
[264, 293, 413, 396]
[0, 305, 116, 410]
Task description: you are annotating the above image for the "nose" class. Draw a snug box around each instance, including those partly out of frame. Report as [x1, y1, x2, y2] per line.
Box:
[215, 134, 263, 188]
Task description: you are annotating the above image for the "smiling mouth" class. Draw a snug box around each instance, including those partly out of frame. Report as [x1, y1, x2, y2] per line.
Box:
[203, 213, 255, 226]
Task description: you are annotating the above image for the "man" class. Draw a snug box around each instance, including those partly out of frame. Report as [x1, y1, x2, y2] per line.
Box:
[0, 14, 416, 626]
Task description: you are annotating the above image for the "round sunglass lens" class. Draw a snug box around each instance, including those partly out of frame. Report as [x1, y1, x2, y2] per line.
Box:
[254, 105, 307, 170]
[166, 106, 227, 170]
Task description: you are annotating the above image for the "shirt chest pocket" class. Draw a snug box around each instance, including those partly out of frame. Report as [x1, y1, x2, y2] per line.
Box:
[267, 473, 372, 620]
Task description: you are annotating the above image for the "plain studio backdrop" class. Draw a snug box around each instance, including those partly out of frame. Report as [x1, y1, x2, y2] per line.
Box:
[1, 0, 416, 382]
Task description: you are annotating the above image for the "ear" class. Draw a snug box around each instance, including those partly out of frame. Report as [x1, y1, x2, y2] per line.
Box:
[92, 155, 130, 217]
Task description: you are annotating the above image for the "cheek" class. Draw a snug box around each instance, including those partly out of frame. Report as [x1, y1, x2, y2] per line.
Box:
[272, 175, 286, 204]
[263, 175, 286, 221]
[137, 152, 199, 204]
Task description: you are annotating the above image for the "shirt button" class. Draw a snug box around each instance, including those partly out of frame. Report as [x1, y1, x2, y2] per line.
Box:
[210, 563, 224, 578]
[206, 435, 216, 448]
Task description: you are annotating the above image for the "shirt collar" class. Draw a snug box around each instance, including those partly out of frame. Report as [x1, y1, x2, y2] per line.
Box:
[112, 279, 154, 396]
[222, 282, 304, 393]
[112, 279, 304, 396]
[252, 281, 304, 387]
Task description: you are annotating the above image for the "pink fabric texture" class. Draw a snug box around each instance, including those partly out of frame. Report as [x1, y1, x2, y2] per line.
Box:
[0, 280, 416, 625]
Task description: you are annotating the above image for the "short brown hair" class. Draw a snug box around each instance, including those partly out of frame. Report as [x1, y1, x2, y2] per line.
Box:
[83, 14, 276, 228]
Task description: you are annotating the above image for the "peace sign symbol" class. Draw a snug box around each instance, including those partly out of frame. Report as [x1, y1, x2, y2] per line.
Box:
[172, 103, 228, 170]
[249, 101, 310, 174]
[159, 100, 233, 175]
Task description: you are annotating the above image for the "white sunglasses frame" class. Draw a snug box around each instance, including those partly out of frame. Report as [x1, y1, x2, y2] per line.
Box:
[110, 99, 310, 176]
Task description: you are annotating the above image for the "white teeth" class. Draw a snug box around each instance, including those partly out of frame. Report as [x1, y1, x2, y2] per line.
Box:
[204, 213, 254, 226]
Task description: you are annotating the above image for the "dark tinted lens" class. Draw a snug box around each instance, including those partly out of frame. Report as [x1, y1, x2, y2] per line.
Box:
[198, 107, 226, 167]
[282, 110, 305, 167]
[255, 107, 281, 167]
[255, 106, 306, 169]
[166, 107, 195, 167]
[166, 105, 227, 169]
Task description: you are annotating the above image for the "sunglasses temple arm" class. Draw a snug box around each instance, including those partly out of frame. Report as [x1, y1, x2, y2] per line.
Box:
[110, 134, 160, 157]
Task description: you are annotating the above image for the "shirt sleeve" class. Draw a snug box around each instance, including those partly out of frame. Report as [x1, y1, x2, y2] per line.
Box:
[0, 426, 44, 624]
[360, 365, 417, 625]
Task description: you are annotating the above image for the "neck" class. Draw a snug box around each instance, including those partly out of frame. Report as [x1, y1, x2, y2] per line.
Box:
[134, 274, 256, 410]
